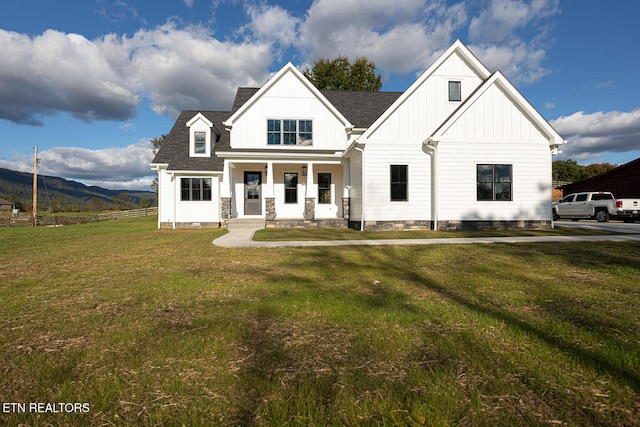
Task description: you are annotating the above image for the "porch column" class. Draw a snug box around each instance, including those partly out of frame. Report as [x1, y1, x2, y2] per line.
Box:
[265, 161, 274, 197]
[265, 161, 275, 220]
[220, 160, 232, 220]
[304, 162, 315, 220]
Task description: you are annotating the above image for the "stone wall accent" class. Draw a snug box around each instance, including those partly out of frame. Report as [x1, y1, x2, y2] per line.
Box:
[350, 220, 433, 231]
[342, 197, 350, 220]
[221, 197, 232, 220]
[266, 219, 347, 228]
[437, 220, 552, 231]
[265, 197, 276, 220]
[304, 198, 315, 220]
[160, 222, 222, 229]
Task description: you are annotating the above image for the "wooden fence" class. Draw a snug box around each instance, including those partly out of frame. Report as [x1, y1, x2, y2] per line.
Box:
[2, 207, 158, 227]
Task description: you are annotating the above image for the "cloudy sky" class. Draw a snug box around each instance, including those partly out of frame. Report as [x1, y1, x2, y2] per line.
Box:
[0, 0, 639, 191]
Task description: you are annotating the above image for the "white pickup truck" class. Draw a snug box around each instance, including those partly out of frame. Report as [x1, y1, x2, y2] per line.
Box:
[552, 192, 640, 222]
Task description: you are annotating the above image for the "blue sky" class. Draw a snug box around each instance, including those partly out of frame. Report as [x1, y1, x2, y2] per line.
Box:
[1, 0, 639, 191]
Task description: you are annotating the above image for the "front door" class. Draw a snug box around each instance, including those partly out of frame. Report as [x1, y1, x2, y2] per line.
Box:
[244, 171, 262, 215]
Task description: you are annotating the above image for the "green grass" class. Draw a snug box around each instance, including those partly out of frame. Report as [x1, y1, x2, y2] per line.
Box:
[1, 217, 639, 426]
[254, 224, 620, 241]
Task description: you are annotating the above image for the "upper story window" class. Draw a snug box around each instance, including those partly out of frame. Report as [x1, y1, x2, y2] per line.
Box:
[187, 113, 214, 157]
[448, 81, 461, 102]
[194, 131, 207, 154]
[267, 119, 313, 146]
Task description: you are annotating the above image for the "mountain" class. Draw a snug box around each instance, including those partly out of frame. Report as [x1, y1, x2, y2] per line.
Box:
[0, 167, 155, 209]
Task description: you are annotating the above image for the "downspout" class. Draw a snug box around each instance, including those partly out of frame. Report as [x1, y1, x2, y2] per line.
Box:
[423, 138, 439, 231]
[354, 144, 366, 231]
[170, 172, 177, 229]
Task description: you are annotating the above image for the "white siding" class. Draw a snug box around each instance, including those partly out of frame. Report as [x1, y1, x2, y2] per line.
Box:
[363, 143, 432, 221]
[437, 142, 551, 221]
[347, 150, 363, 220]
[157, 169, 175, 225]
[231, 71, 348, 150]
[273, 164, 305, 218]
[366, 51, 484, 142]
[436, 81, 553, 221]
[175, 176, 220, 224]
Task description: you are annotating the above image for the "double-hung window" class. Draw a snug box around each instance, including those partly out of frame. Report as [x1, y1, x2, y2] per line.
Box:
[284, 173, 298, 204]
[181, 178, 212, 201]
[390, 165, 408, 201]
[318, 173, 331, 204]
[477, 164, 512, 201]
[267, 119, 313, 145]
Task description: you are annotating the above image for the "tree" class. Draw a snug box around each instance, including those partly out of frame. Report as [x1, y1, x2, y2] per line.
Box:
[151, 134, 166, 155]
[303, 56, 382, 91]
[552, 159, 582, 182]
[151, 134, 167, 194]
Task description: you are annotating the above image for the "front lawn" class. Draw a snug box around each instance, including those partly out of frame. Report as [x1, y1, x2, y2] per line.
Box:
[1, 217, 639, 426]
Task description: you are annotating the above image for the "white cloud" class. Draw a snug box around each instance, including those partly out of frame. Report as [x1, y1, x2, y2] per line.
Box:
[244, 4, 300, 47]
[0, 140, 156, 190]
[298, 0, 467, 75]
[0, 29, 139, 126]
[126, 21, 272, 117]
[551, 109, 640, 160]
[469, 0, 559, 43]
[184, 0, 194, 8]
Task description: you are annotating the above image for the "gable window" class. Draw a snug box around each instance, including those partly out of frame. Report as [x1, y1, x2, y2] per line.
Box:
[448, 81, 461, 102]
[284, 173, 298, 204]
[477, 164, 512, 201]
[390, 165, 408, 201]
[267, 119, 313, 145]
[194, 131, 207, 154]
[318, 173, 331, 204]
[181, 178, 212, 201]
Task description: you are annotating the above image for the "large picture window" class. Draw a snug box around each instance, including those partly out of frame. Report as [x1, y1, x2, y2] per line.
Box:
[284, 173, 298, 204]
[317, 173, 331, 204]
[477, 164, 512, 201]
[181, 178, 212, 201]
[267, 119, 313, 145]
[390, 165, 408, 201]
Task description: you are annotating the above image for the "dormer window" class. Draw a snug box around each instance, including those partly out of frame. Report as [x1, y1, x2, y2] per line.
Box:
[194, 131, 207, 154]
[186, 113, 214, 157]
[448, 81, 461, 102]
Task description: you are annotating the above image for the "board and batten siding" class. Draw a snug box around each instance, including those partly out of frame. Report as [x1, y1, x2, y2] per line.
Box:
[230, 71, 349, 151]
[347, 150, 363, 220]
[365, 51, 484, 143]
[435, 81, 554, 222]
[157, 169, 175, 225]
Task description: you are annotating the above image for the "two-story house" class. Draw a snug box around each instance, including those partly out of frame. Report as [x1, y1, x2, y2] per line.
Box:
[151, 40, 565, 231]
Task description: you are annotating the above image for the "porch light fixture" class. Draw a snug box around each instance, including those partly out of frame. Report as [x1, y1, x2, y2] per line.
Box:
[301, 164, 307, 177]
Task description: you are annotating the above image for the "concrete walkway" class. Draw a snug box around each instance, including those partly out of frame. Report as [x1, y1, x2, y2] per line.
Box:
[213, 222, 640, 248]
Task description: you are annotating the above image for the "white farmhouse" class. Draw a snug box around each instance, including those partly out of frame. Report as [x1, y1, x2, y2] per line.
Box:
[151, 40, 565, 231]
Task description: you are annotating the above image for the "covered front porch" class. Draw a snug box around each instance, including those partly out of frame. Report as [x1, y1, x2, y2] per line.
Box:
[218, 153, 350, 228]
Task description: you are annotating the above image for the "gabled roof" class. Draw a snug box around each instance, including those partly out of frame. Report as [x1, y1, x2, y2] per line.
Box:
[361, 39, 492, 140]
[224, 62, 353, 130]
[151, 110, 231, 172]
[430, 71, 566, 147]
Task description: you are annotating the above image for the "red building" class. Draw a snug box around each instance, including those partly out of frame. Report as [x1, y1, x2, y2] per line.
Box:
[561, 157, 640, 198]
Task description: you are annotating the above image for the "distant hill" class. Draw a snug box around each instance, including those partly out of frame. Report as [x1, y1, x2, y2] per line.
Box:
[0, 167, 155, 210]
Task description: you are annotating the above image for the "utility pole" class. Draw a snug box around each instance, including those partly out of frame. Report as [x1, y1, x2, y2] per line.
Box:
[32, 146, 38, 227]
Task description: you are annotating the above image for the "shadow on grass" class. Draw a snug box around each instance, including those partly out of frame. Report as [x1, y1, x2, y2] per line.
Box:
[224, 242, 639, 423]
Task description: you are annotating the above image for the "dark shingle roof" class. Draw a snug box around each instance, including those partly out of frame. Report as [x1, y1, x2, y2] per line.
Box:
[151, 87, 402, 171]
[152, 110, 231, 172]
[321, 90, 402, 128]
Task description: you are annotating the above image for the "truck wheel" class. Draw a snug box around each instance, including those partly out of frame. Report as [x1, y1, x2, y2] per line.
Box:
[595, 209, 609, 222]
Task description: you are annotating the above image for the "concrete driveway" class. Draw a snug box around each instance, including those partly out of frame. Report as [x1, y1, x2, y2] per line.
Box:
[555, 219, 640, 234]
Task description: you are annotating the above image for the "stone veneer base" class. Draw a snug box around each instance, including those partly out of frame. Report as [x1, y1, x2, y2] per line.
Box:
[160, 222, 222, 229]
[266, 219, 348, 228]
